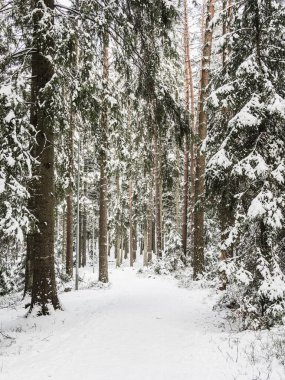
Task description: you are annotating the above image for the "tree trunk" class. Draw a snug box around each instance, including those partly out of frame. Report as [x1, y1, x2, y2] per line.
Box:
[193, 0, 215, 279]
[82, 206, 87, 267]
[129, 179, 134, 267]
[147, 185, 153, 264]
[79, 209, 82, 268]
[98, 30, 109, 283]
[62, 207, 66, 264]
[24, 234, 34, 297]
[154, 132, 162, 258]
[143, 222, 148, 266]
[29, 0, 60, 314]
[182, 0, 196, 259]
[66, 102, 75, 276]
[124, 236, 129, 259]
[133, 221, 137, 261]
[66, 192, 73, 276]
[115, 173, 121, 267]
[175, 147, 181, 232]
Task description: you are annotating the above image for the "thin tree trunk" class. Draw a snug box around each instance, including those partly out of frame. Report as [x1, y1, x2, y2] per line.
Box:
[62, 207, 66, 264]
[182, 0, 196, 259]
[66, 191, 73, 275]
[124, 236, 129, 259]
[29, 0, 60, 314]
[154, 131, 162, 258]
[82, 205, 87, 267]
[79, 209, 82, 268]
[193, 0, 215, 279]
[133, 221, 137, 261]
[175, 147, 180, 232]
[66, 113, 74, 276]
[120, 235, 124, 265]
[115, 173, 121, 267]
[98, 30, 109, 283]
[147, 183, 153, 264]
[129, 179, 134, 267]
[143, 222, 148, 266]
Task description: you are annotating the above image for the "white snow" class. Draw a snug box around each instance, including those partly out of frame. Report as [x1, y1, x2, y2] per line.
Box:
[0, 177, 5, 193]
[0, 262, 284, 380]
[248, 195, 266, 219]
[4, 110, 15, 124]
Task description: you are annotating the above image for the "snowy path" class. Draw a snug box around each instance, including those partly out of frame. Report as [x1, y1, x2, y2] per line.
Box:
[0, 266, 284, 380]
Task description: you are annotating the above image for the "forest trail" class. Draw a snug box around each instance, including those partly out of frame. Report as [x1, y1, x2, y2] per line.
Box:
[0, 264, 283, 380]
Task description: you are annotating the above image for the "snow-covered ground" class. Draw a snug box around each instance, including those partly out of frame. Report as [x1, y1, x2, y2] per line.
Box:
[0, 259, 284, 380]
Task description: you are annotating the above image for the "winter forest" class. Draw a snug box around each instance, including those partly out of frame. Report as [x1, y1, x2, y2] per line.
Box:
[0, 0, 285, 379]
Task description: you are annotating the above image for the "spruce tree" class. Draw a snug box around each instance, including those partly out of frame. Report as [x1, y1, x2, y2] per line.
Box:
[207, 0, 285, 328]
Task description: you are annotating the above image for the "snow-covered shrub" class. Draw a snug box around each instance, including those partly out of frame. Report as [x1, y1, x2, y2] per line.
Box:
[219, 249, 285, 329]
[0, 254, 25, 296]
[151, 229, 184, 275]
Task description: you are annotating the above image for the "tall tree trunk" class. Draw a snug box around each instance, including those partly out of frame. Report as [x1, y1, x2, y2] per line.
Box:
[29, 0, 60, 314]
[129, 179, 134, 267]
[133, 221, 137, 261]
[115, 173, 121, 268]
[193, 0, 215, 279]
[147, 183, 153, 264]
[66, 104, 75, 276]
[82, 177, 87, 267]
[175, 147, 181, 232]
[62, 207, 66, 264]
[143, 222, 148, 266]
[66, 191, 73, 276]
[154, 131, 162, 258]
[98, 30, 109, 283]
[182, 0, 196, 259]
[82, 207, 87, 266]
[79, 208, 83, 268]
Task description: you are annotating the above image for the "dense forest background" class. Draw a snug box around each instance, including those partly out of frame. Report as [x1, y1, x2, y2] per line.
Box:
[0, 0, 285, 332]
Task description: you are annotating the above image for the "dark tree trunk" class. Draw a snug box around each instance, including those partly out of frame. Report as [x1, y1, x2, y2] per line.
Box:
[66, 193, 73, 276]
[24, 234, 34, 297]
[29, 0, 60, 315]
[65, 113, 74, 276]
[154, 131, 162, 258]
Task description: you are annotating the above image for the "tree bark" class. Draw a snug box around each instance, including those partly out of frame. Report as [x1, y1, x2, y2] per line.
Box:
[82, 177, 87, 267]
[182, 0, 196, 259]
[129, 179, 134, 267]
[29, 0, 60, 314]
[143, 222, 148, 266]
[193, 0, 215, 279]
[24, 234, 34, 297]
[154, 131, 162, 258]
[147, 183, 153, 264]
[66, 191, 73, 276]
[65, 100, 75, 276]
[115, 173, 121, 268]
[98, 30, 109, 283]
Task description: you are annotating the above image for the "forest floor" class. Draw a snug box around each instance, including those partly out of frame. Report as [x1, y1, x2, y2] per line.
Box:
[0, 258, 285, 380]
